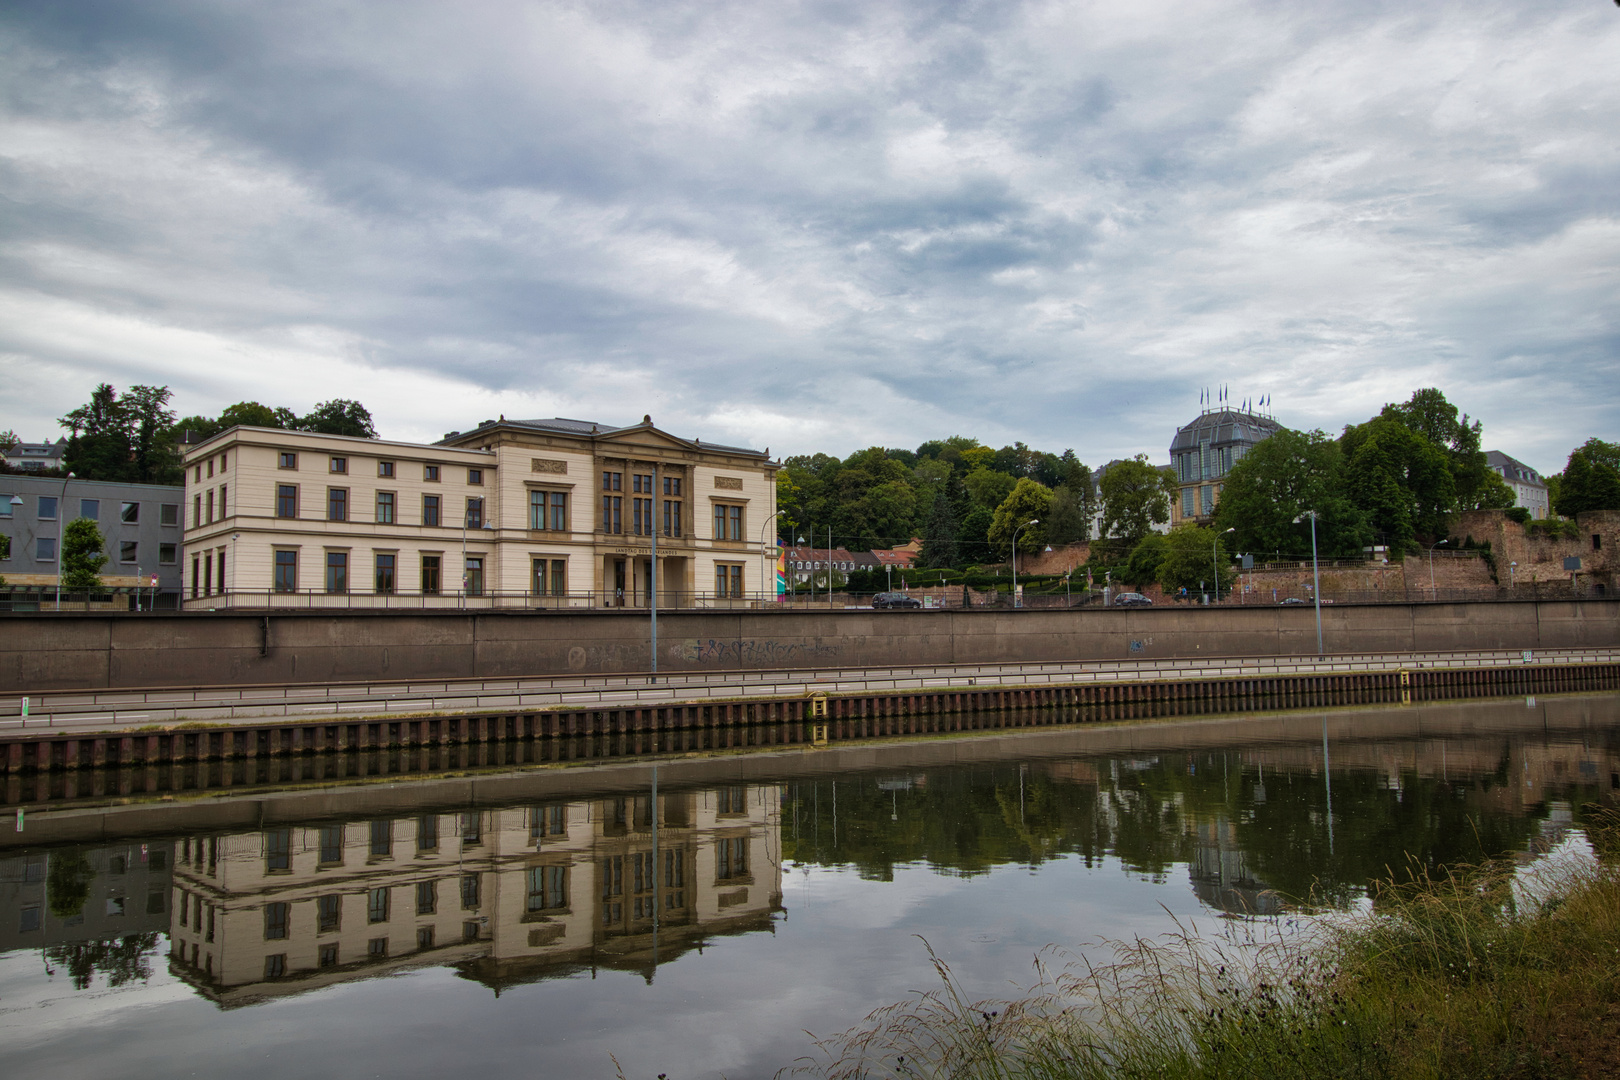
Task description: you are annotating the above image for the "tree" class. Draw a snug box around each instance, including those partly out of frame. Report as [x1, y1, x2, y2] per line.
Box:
[60, 383, 180, 484]
[963, 466, 1017, 511]
[1044, 488, 1087, 545]
[918, 490, 958, 569]
[1098, 455, 1176, 543]
[1156, 524, 1238, 596]
[296, 399, 377, 438]
[61, 517, 108, 591]
[987, 479, 1052, 558]
[1212, 428, 1369, 559]
[1340, 417, 1454, 550]
[220, 401, 285, 429]
[1555, 438, 1620, 517]
[958, 506, 994, 566]
[1123, 533, 1167, 589]
[0, 429, 17, 455]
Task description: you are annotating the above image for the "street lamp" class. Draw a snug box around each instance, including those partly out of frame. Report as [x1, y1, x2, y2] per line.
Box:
[1294, 511, 1323, 655]
[1427, 538, 1449, 597]
[1011, 519, 1038, 608]
[1213, 527, 1235, 603]
[759, 510, 786, 603]
[460, 502, 494, 608]
[53, 472, 75, 609]
[797, 535, 807, 602]
[1509, 560, 1518, 590]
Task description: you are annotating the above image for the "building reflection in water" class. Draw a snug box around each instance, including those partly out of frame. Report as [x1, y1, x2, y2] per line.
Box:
[3, 719, 1617, 1005]
[157, 783, 783, 1006]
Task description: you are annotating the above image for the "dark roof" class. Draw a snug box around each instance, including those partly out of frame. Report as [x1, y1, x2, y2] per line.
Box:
[1169, 409, 1282, 453]
[1485, 450, 1547, 487]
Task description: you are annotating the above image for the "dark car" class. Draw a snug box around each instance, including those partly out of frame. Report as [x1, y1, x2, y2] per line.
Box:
[1279, 597, 1308, 606]
[872, 592, 922, 609]
[1111, 592, 1153, 607]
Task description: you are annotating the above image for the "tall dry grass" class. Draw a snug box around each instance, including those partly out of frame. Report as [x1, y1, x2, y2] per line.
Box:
[789, 808, 1620, 1080]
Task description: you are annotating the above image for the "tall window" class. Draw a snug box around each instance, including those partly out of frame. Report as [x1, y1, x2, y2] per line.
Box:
[277, 484, 298, 518]
[368, 887, 390, 923]
[532, 558, 568, 597]
[464, 556, 484, 597]
[274, 551, 297, 592]
[526, 865, 568, 912]
[417, 815, 439, 851]
[421, 555, 441, 595]
[716, 564, 743, 598]
[713, 503, 743, 540]
[464, 497, 483, 529]
[264, 902, 290, 940]
[265, 828, 292, 872]
[632, 495, 653, 536]
[662, 476, 683, 537]
[422, 494, 440, 526]
[529, 490, 567, 530]
[717, 837, 749, 880]
[320, 825, 344, 864]
[375, 553, 396, 594]
[318, 894, 342, 933]
[369, 820, 393, 857]
[219, 485, 227, 517]
[327, 488, 348, 522]
[416, 881, 437, 916]
[376, 491, 395, 523]
[461, 874, 481, 909]
[206, 489, 215, 524]
[325, 551, 348, 594]
[530, 804, 567, 839]
[601, 494, 621, 533]
[193, 494, 201, 527]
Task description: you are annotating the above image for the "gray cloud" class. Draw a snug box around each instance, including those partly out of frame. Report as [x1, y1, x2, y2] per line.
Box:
[1, 0, 1616, 473]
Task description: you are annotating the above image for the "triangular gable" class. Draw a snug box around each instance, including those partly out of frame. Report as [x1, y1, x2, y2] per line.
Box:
[595, 423, 699, 452]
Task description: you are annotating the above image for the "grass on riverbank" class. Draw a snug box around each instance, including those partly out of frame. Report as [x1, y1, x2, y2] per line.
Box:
[792, 808, 1620, 1080]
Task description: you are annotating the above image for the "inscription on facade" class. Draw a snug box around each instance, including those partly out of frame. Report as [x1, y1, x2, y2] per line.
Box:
[714, 476, 743, 490]
[531, 458, 568, 474]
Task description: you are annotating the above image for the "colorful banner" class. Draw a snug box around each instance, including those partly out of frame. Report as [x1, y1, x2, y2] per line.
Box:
[775, 542, 787, 599]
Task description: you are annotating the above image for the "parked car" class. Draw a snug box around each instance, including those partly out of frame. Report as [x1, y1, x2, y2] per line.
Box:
[1279, 597, 1308, 606]
[872, 592, 922, 609]
[1111, 592, 1153, 607]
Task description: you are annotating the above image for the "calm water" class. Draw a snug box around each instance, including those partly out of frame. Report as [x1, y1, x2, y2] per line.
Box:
[1, 693, 1616, 1079]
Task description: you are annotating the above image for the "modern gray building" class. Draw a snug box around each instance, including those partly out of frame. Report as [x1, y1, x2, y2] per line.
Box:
[0, 474, 185, 610]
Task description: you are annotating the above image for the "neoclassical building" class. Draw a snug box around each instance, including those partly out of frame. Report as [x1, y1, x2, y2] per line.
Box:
[180, 416, 778, 609]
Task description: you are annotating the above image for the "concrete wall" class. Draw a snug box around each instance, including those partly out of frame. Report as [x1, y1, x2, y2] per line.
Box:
[2, 600, 1617, 693]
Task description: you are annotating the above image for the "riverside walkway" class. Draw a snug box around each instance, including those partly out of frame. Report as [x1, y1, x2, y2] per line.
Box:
[4, 646, 1616, 734]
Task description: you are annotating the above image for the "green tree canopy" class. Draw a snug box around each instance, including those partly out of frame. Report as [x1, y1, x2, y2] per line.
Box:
[1098, 455, 1176, 543]
[917, 490, 958, 569]
[1340, 417, 1455, 550]
[1213, 427, 1370, 559]
[986, 478, 1052, 558]
[1123, 533, 1167, 589]
[1044, 487, 1088, 546]
[61, 517, 108, 590]
[1555, 438, 1620, 517]
[963, 466, 1017, 510]
[295, 398, 377, 438]
[1156, 524, 1238, 596]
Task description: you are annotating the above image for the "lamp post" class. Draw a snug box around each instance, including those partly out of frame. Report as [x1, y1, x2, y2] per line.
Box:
[797, 535, 807, 603]
[1294, 511, 1323, 655]
[53, 472, 75, 609]
[759, 510, 786, 604]
[827, 526, 834, 609]
[1011, 519, 1038, 608]
[460, 502, 493, 608]
[1213, 527, 1234, 603]
[1428, 538, 1448, 598]
[1509, 560, 1517, 590]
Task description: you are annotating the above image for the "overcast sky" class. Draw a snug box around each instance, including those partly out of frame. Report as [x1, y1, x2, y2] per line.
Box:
[1, 1, 1616, 471]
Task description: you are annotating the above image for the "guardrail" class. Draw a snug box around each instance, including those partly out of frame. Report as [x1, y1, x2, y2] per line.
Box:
[4, 647, 1615, 732]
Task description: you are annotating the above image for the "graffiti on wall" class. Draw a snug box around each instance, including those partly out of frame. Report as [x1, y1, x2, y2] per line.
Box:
[679, 638, 842, 666]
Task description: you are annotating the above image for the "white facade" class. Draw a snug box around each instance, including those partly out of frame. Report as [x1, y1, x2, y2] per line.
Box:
[1485, 450, 1550, 520]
